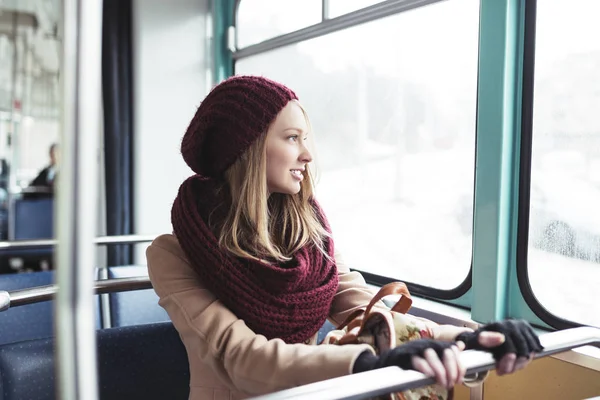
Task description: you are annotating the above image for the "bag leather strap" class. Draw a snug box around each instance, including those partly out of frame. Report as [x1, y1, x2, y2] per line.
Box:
[364, 282, 412, 318]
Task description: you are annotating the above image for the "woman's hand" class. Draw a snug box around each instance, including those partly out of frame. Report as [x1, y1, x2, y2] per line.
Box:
[410, 341, 466, 389]
[353, 339, 466, 389]
[454, 319, 544, 376]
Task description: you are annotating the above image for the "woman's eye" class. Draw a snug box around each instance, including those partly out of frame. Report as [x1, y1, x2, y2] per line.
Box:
[288, 135, 298, 142]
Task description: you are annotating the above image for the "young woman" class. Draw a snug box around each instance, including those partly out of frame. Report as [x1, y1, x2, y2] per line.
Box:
[147, 75, 542, 400]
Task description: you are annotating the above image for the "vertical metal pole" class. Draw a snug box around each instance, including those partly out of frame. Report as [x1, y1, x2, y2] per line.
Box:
[56, 0, 103, 398]
[7, 11, 18, 241]
[322, 0, 330, 20]
[24, 35, 33, 117]
[470, 384, 484, 400]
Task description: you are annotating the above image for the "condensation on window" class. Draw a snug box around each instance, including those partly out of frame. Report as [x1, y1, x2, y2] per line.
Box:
[528, 0, 600, 327]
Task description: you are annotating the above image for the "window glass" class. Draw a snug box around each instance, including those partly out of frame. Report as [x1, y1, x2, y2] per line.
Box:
[528, 0, 600, 327]
[0, 3, 60, 272]
[237, 0, 322, 48]
[236, 0, 479, 289]
[328, 0, 385, 18]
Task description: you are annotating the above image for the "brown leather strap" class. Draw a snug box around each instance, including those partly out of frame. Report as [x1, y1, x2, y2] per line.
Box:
[364, 282, 412, 318]
[335, 309, 365, 331]
[337, 325, 362, 345]
[390, 296, 412, 314]
[347, 315, 364, 332]
[328, 282, 412, 346]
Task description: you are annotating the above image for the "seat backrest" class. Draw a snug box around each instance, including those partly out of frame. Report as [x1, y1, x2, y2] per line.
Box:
[106, 265, 170, 327]
[0, 271, 102, 345]
[0, 322, 190, 400]
[0, 198, 55, 267]
[317, 319, 337, 344]
[0, 271, 55, 345]
[14, 198, 54, 240]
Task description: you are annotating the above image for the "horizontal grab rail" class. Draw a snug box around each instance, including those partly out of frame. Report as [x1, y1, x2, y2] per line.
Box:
[0, 234, 157, 249]
[249, 327, 600, 400]
[0, 276, 152, 311]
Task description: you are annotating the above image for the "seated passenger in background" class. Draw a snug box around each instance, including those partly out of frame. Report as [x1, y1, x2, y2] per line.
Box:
[0, 158, 9, 190]
[146, 76, 543, 400]
[25, 143, 59, 199]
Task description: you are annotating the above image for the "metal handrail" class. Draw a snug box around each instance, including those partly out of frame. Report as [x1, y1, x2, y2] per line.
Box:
[0, 234, 157, 249]
[1, 277, 597, 400]
[0, 276, 152, 312]
[249, 327, 600, 400]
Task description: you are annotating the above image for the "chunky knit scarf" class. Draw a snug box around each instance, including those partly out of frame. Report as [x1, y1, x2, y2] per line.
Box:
[171, 175, 339, 344]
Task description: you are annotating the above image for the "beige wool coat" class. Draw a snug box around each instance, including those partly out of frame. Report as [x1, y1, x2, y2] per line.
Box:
[147, 234, 387, 400]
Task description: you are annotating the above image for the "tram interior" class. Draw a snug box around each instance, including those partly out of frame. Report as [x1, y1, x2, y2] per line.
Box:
[0, 0, 599, 399]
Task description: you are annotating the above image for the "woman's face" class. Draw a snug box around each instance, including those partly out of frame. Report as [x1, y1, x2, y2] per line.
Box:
[265, 101, 313, 195]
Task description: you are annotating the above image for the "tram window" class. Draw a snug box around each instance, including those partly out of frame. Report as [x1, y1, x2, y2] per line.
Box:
[528, 0, 600, 327]
[236, 0, 322, 48]
[328, 0, 386, 18]
[0, 5, 60, 273]
[236, 0, 479, 290]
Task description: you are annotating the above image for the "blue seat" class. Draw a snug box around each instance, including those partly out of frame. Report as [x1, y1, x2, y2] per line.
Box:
[0, 271, 55, 345]
[14, 198, 54, 240]
[0, 271, 102, 345]
[0, 198, 54, 270]
[318, 320, 337, 344]
[106, 265, 169, 327]
[0, 322, 190, 400]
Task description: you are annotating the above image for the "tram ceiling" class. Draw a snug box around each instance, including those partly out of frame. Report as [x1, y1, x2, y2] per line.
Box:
[0, 1, 60, 73]
[0, 0, 60, 118]
[0, 10, 39, 35]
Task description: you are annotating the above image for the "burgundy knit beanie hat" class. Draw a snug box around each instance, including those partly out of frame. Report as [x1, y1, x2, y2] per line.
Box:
[181, 75, 298, 177]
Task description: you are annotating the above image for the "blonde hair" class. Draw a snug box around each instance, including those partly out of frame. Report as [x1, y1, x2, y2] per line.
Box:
[215, 103, 330, 262]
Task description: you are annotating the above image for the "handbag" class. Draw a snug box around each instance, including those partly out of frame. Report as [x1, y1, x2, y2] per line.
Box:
[321, 282, 452, 400]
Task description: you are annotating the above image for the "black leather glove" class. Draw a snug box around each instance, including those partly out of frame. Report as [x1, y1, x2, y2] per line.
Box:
[455, 319, 544, 360]
[353, 339, 456, 373]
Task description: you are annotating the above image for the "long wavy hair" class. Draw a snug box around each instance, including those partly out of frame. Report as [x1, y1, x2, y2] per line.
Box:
[212, 101, 330, 262]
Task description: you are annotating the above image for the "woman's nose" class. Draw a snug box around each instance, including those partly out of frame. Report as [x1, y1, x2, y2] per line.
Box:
[300, 146, 312, 163]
